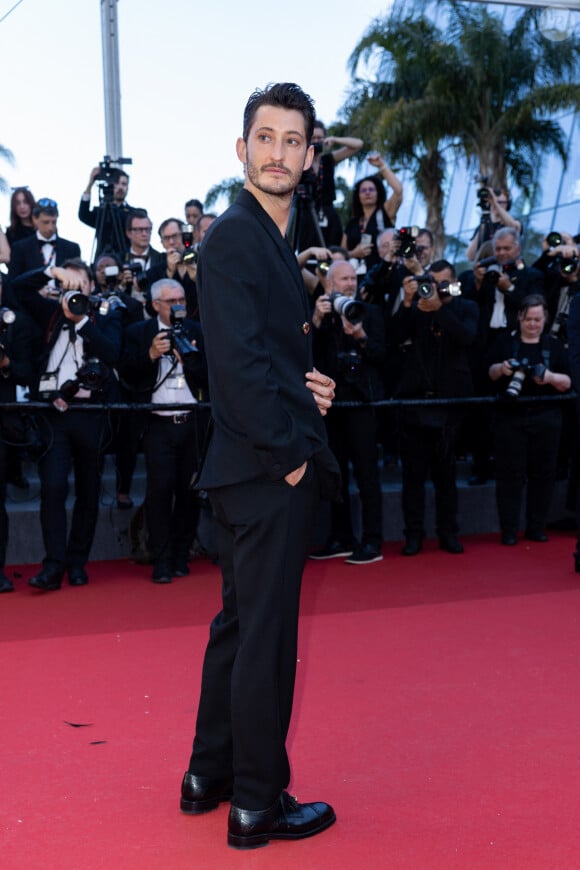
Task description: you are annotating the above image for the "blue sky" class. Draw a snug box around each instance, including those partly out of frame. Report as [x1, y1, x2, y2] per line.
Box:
[0, 0, 391, 259]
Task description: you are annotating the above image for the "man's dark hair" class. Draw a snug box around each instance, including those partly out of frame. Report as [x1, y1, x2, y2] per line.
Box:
[61, 257, 93, 284]
[126, 208, 150, 231]
[185, 198, 203, 212]
[111, 169, 129, 184]
[418, 228, 434, 246]
[519, 294, 548, 317]
[430, 259, 456, 279]
[158, 217, 182, 239]
[242, 82, 315, 143]
[313, 119, 326, 136]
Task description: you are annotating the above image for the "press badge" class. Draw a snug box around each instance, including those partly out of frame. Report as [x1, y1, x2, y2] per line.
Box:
[39, 373, 58, 396]
[167, 373, 185, 390]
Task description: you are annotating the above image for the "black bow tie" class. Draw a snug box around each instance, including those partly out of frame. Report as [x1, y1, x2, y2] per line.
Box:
[39, 239, 56, 246]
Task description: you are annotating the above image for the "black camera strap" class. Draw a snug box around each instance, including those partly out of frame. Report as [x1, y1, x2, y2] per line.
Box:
[510, 334, 551, 370]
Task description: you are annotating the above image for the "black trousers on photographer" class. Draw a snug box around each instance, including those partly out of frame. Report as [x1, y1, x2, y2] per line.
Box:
[39, 409, 110, 573]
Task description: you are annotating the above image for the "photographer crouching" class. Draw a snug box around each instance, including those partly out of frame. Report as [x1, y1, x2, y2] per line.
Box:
[309, 260, 385, 564]
[487, 294, 571, 546]
[120, 278, 207, 583]
[11, 259, 123, 590]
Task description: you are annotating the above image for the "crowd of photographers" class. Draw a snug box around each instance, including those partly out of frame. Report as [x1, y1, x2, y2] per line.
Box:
[0, 152, 579, 591]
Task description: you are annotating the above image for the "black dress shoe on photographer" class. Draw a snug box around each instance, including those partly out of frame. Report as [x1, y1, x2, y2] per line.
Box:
[68, 568, 89, 586]
[439, 534, 464, 554]
[0, 573, 14, 593]
[227, 790, 336, 850]
[401, 534, 423, 556]
[28, 570, 63, 591]
[524, 530, 549, 543]
[180, 772, 233, 814]
[151, 563, 172, 584]
[501, 533, 518, 546]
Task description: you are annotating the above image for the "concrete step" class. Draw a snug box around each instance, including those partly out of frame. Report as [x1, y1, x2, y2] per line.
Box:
[5, 455, 572, 566]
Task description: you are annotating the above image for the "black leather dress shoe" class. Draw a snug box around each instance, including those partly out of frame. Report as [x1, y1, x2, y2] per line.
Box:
[68, 568, 89, 586]
[152, 563, 172, 584]
[227, 791, 336, 850]
[439, 534, 464, 554]
[524, 531, 549, 543]
[180, 772, 233, 814]
[501, 533, 518, 546]
[401, 534, 423, 556]
[0, 573, 14, 593]
[28, 570, 63, 591]
[172, 561, 190, 578]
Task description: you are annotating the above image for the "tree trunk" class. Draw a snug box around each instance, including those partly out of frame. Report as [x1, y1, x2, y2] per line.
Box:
[417, 149, 446, 257]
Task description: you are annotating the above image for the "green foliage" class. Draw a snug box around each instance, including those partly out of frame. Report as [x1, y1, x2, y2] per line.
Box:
[0, 145, 14, 196]
[204, 177, 244, 211]
[339, 0, 580, 246]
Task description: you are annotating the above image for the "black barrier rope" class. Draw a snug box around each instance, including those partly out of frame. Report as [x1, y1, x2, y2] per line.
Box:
[0, 392, 578, 413]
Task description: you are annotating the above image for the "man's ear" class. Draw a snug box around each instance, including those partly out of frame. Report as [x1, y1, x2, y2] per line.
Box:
[236, 137, 247, 166]
[303, 144, 314, 173]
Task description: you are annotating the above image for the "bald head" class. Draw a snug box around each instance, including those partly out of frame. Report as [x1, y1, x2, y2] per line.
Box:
[327, 260, 358, 297]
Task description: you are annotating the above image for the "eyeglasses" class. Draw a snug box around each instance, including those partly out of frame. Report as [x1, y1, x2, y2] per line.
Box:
[161, 232, 181, 242]
[37, 198, 58, 209]
[129, 226, 152, 233]
[158, 297, 186, 305]
[359, 187, 376, 194]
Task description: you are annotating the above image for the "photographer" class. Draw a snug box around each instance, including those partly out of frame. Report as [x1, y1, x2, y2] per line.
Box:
[309, 260, 385, 565]
[391, 260, 478, 556]
[79, 162, 133, 258]
[143, 218, 199, 318]
[11, 258, 123, 590]
[120, 278, 207, 583]
[532, 232, 580, 345]
[466, 184, 522, 262]
[0, 272, 35, 592]
[7, 198, 81, 284]
[488, 294, 570, 546]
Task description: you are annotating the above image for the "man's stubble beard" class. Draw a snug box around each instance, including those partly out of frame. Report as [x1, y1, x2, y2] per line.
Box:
[245, 158, 302, 199]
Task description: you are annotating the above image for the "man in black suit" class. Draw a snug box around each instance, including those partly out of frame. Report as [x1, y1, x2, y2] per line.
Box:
[143, 218, 199, 318]
[391, 260, 478, 556]
[180, 82, 339, 850]
[120, 278, 207, 582]
[7, 199, 81, 285]
[11, 259, 122, 590]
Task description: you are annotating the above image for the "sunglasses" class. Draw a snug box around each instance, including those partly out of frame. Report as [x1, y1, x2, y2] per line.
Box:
[37, 198, 58, 209]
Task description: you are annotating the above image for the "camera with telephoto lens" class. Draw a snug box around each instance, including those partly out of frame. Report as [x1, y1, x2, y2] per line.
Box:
[544, 232, 579, 275]
[476, 255, 504, 288]
[394, 226, 419, 259]
[166, 304, 198, 358]
[416, 275, 462, 300]
[181, 224, 198, 265]
[328, 292, 364, 325]
[504, 358, 546, 399]
[122, 260, 148, 291]
[0, 306, 16, 363]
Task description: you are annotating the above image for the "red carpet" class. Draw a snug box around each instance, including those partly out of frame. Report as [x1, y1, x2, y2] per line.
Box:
[2, 534, 580, 869]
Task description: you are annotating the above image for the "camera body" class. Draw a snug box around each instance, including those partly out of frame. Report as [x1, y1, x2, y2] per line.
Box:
[394, 226, 419, 259]
[181, 224, 198, 265]
[504, 357, 546, 398]
[328, 292, 364, 325]
[95, 155, 132, 201]
[166, 304, 198, 358]
[416, 275, 462, 300]
[477, 255, 504, 288]
[336, 350, 362, 383]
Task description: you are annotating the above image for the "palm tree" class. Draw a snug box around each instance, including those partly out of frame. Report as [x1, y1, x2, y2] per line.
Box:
[0, 144, 14, 195]
[204, 177, 244, 212]
[340, 2, 580, 251]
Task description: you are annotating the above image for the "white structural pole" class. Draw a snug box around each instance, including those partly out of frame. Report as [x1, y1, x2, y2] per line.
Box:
[100, 0, 123, 160]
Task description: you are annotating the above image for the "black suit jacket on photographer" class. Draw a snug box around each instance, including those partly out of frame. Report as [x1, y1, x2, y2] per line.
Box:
[312, 302, 386, 403]
[6, 235, 81, 286]
[10, 268, 123, 401]
[391, 296, 478, 425]
[119, 316, 207, 403]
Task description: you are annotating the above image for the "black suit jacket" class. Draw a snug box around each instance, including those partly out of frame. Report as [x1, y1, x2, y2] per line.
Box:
[195, 188, 335, 490]
[10, 269, 122, 400]
[7, 235, 81, 285]
[120, 316, 207, 401]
